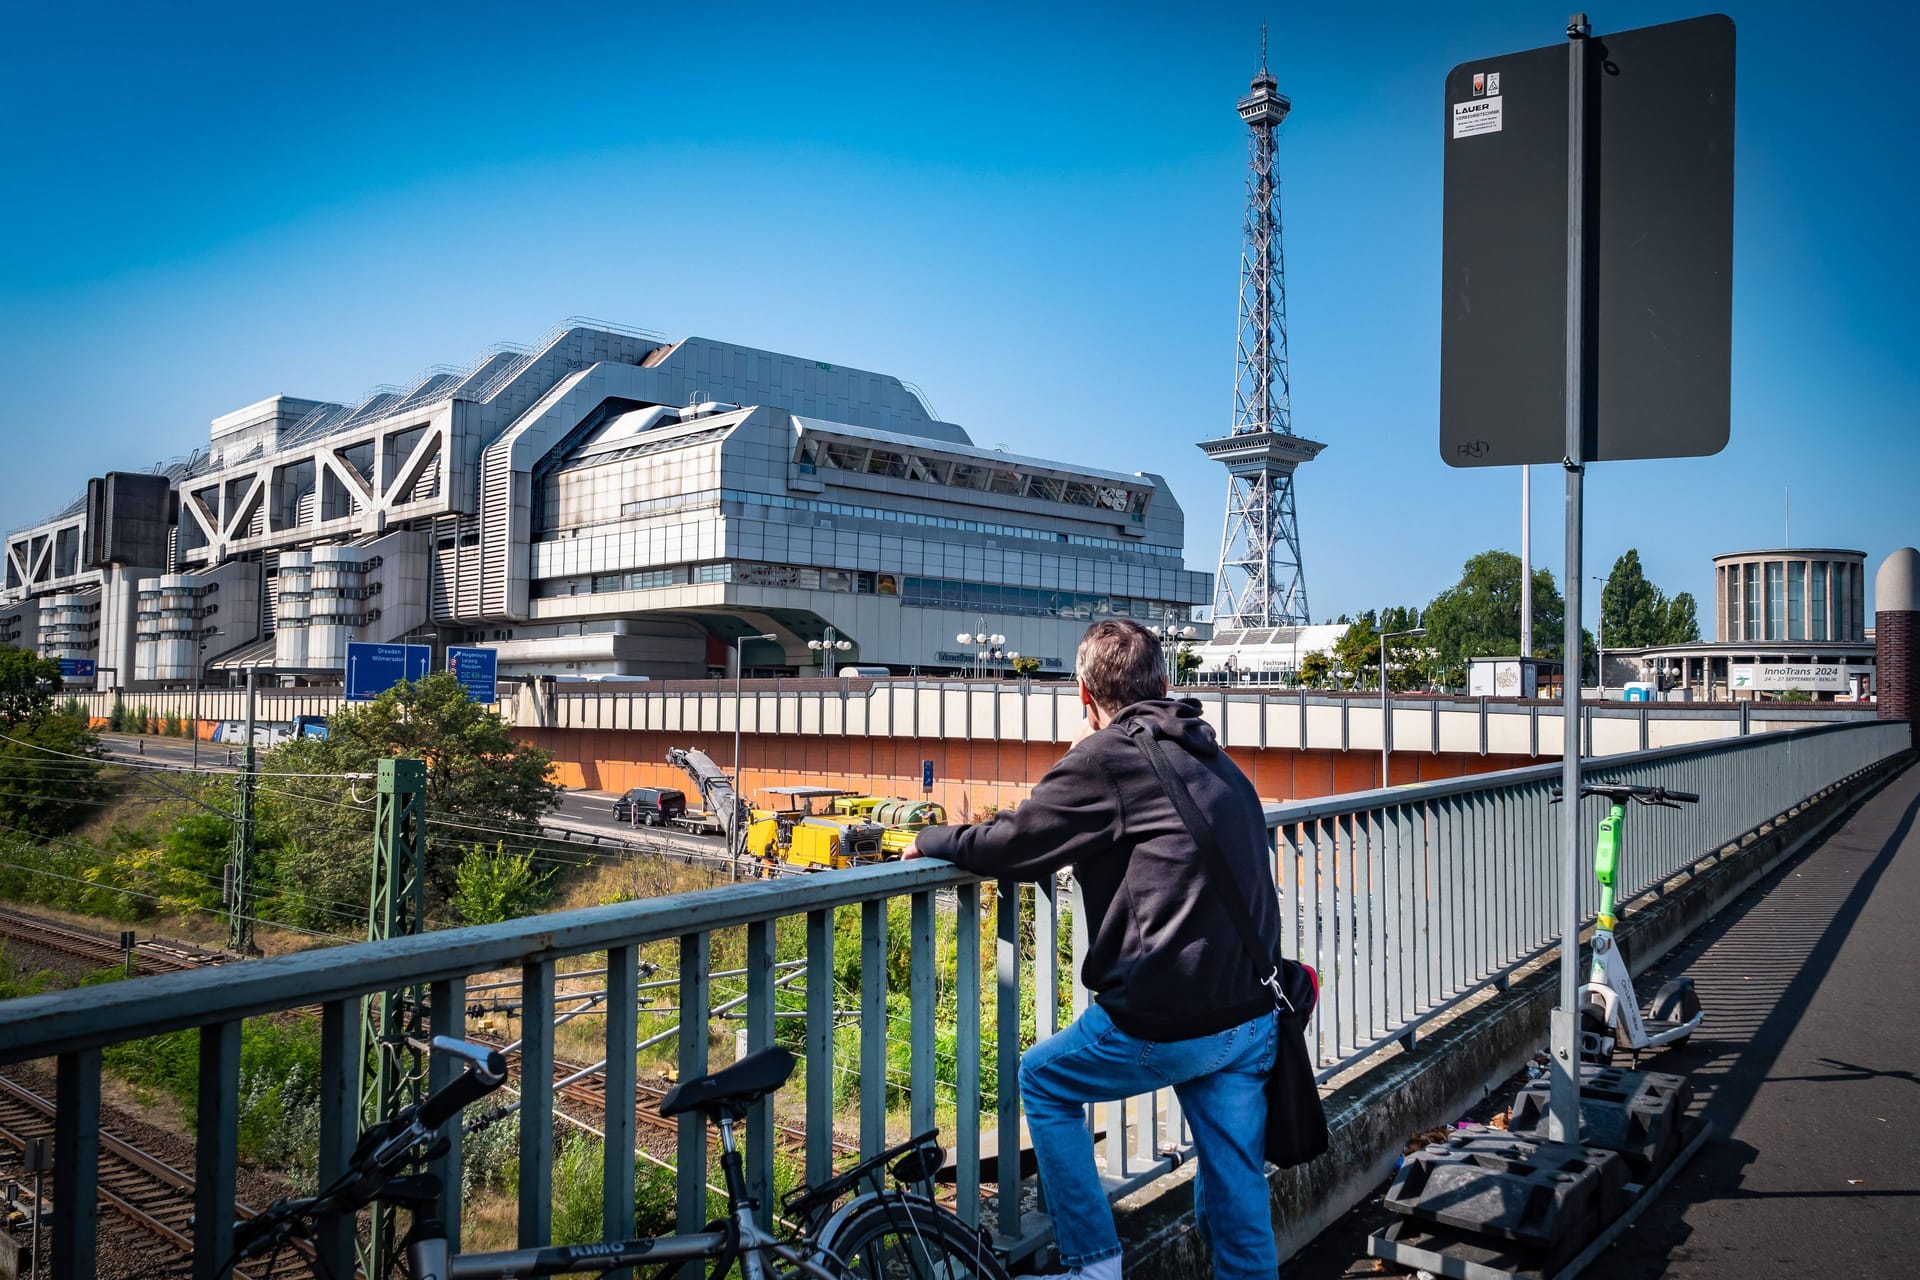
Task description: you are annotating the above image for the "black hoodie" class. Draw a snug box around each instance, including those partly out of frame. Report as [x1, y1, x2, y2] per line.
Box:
[914, 698, 1281, 1041]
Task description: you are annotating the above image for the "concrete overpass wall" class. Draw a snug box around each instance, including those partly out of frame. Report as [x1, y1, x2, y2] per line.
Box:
[67, 681, 1873, 805]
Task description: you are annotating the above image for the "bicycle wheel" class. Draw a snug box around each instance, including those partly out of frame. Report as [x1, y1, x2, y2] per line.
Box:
[821, 1194, 1010, 1280]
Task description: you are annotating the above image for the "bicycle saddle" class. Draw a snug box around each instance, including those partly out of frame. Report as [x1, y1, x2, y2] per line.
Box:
[658, 1046, 797, 1120]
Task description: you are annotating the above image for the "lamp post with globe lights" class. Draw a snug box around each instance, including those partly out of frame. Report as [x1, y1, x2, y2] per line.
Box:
[956, 630, 1008, 679]
[1153, 622, 1197, 688]
[806, 626, 853, 678]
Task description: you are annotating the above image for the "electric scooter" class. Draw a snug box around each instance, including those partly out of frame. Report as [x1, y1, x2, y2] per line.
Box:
[1554, 782, 1705, 1065]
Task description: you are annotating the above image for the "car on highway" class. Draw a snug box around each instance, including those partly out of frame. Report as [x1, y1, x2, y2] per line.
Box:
[611, 786, 687, 827]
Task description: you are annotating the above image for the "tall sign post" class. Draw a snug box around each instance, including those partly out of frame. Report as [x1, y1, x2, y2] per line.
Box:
[1441, 13, 1734, 1146]
[1552, 15, 1594, 1141]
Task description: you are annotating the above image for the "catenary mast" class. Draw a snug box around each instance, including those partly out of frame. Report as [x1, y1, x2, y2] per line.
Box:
[1201, 29, 1325, 629]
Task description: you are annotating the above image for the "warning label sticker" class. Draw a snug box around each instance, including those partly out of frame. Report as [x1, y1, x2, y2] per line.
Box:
[1452, 97, 1503, 139]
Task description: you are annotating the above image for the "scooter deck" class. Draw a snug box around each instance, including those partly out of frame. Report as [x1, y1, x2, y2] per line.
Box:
[1366, 1118, 1712, 1280]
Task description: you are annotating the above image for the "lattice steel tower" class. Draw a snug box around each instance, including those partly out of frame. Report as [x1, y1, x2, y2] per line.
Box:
[1201, 32, 1326, 629]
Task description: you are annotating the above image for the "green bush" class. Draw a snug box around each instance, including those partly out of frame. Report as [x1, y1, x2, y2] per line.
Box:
[450, 842, 555, 925]
[101, 1014, 322, 1173]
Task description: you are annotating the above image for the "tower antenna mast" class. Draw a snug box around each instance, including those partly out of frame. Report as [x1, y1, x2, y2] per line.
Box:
[1202, 31, 1326, 631]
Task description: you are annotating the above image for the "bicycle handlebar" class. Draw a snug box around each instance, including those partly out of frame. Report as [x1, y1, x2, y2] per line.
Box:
[1550, 782, 1700, 805]
[225, 1037, 508, 1272]
[420, 1038, 508, 1130]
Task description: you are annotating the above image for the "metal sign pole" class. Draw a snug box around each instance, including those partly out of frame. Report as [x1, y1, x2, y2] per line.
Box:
[1550, 11, 1593, 1145]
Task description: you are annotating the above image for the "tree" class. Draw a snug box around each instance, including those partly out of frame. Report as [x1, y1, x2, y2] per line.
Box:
[0, 646, 106, 836]
[1423, 551, 1567, 689]
[1298, 652, 1334, 688]
[1174, 646, 1203, 683]
[1332, 606, 1426, 691]
[1659, 592, 1701, 645]
[1599, 550, 1702, 649]
[256, 671, 562, 928]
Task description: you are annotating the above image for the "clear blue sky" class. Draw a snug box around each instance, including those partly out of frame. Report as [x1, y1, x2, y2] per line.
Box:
[2, 1, 1913, 627]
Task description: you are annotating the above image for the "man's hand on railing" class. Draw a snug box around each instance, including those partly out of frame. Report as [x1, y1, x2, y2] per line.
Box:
[900, 836, 924, 861]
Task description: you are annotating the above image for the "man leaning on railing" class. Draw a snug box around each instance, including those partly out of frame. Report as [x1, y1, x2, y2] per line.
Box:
[905, 618, 1285, 1280]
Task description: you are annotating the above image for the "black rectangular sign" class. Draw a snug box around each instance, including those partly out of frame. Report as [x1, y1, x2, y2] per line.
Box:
[1440, 14, 1735, 467]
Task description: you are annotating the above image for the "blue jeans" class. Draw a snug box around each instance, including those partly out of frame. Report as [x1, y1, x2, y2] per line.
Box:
[1018, 1003, 1279, 1278]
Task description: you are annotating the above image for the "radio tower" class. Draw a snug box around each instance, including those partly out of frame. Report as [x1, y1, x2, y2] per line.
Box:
[1201, 29, 1325, 629]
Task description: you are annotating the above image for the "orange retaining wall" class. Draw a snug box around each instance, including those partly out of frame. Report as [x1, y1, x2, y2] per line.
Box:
[516, 727, 1536, 816]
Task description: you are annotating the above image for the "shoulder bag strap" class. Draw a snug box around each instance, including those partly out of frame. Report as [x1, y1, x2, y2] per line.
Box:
[1125, 724, 1295, 1012]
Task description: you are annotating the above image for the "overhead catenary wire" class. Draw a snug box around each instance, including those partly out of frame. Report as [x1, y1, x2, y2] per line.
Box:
[5, 730, 375, 780]
[0, 859, 345, 942]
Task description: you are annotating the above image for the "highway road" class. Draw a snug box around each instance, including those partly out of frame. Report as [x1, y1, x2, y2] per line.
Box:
[96, 732, 735, 862]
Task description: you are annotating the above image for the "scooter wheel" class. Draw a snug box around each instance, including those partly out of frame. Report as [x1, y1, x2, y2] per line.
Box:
[1579, 1007, 1615, 1066]
[1649, 978, 1702, 1038]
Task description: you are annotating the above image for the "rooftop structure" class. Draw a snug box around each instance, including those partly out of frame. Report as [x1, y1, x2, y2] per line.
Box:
[5, 320, 1209, 686]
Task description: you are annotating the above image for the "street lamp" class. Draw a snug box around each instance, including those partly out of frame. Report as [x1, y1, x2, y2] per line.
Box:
[732, 632, 780, 882]
[956, 630, 1007, 679]
[1153, 622, 1197, 687]
[192, 626, 224, 772]
[806, 625, 853, 677]
[1380, 626, 1427, 786]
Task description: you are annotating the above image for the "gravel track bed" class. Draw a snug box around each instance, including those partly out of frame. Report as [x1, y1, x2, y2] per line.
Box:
[4, 1062, 305, 1280]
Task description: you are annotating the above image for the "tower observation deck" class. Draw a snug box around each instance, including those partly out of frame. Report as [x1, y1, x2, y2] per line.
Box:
[1201, 35, 1326, 630]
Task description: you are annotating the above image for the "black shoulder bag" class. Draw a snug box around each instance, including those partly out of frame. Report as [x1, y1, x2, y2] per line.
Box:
[1128, 724, 1329, 1169]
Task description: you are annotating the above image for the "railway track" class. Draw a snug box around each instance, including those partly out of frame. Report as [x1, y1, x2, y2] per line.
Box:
[0, 1074, 295, 1279]
[0, 905, 234, 975]
[471, 1038, 857, 1158]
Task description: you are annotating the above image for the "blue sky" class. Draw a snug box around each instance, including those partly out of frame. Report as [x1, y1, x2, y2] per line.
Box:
[2, 1, 1912, 626]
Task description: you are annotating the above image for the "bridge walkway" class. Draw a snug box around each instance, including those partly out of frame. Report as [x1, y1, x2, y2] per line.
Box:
[1281, 759, 1920, 1278]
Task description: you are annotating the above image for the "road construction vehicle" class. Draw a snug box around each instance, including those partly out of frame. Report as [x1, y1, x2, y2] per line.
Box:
[828, 795, 949, 856]
[746, 786, 886, 872]
[665, 747, 750, 835]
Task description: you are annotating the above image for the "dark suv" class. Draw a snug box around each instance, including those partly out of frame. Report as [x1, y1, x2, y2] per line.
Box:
[611, 787, 687, 826]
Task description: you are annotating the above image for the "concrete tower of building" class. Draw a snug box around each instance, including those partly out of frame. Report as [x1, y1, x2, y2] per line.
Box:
[1200, 31, 1326, 629]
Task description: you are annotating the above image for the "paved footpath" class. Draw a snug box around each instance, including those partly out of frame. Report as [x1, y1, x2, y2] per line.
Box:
[1283, 759, 1920, 1279]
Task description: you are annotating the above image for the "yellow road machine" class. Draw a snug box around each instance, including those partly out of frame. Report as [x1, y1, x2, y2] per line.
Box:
[746, 787, 886, 873]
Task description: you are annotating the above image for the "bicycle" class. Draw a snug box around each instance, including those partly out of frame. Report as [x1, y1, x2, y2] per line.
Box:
[1553, 781, 1705, 1065]
[225, 1037, 1010, 1280]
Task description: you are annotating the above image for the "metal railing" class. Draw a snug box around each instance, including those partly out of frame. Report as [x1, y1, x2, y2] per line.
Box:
[1274, 718, 1910, 1075]
[0, 720, 1905, 1279]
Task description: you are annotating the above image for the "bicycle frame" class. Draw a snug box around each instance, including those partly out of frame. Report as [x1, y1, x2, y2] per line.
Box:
[416, 1114, 850, 1280]
[429, 1220, 845, 1280]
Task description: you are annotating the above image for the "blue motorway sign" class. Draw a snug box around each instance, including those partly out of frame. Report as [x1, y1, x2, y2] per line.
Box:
[345, 642, 433, 702]
[922, 759, 935, 792]
[447, 645, 499, 703]
[57, 658, 96, 680]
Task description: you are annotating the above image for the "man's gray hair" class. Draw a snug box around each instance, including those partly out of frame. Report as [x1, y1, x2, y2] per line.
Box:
[1076, 619, 1168, 711]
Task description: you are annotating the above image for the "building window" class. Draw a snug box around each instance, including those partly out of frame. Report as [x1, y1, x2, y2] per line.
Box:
[1765, 561, 1784, 641]
[1743, 563, 1760, 641]
[694, 563, 733, 584]
[1787, 560, 1805, 641]
[1809, 563, 1827, 642]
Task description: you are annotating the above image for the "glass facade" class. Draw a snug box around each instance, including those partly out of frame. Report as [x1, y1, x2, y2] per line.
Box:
[900, 576, 1179, 621]
[1787, 560, 1805, 641]
[720, 489, 1179, 557]
[1717, 553, 1866, 644]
